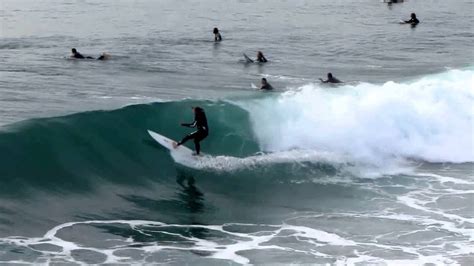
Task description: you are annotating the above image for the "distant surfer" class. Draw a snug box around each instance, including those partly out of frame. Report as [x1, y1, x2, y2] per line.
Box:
[403, 13, 419, 26]
[256, 51, 268, 63]
[173, 107, 209, 155]
[243, 51, 267, 63]
[71, 48, 110, 60]
[71, 48, 92, 59]
[260, 78, 273, 90]
[213, 27, 222, 42]
[319, 73, 342, 83]
[386, 0, 404, 4]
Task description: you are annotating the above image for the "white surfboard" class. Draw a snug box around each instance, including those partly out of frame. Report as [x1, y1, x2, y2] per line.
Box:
[147, 130, 194, 157]
[243, 53, 254, 63]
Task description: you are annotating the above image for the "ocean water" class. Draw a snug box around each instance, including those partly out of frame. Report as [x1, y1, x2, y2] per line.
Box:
[0, 0, 473, 265]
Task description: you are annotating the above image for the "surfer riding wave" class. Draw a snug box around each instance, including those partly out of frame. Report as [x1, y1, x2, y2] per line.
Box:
[173, 106, 209, 155]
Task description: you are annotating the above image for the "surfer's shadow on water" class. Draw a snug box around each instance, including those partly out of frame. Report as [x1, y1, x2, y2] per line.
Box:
[116, 174, 205, 217]
[176, 172, 205, 213]
[142, 135, 206, 212]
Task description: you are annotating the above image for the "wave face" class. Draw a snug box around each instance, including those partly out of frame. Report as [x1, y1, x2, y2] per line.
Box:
[0, 100, 259, 195]
[0, 68, 473, 265]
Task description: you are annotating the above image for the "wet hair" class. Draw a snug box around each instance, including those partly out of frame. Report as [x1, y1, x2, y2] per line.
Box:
[192, 106, 204, 113]
[213, 28, 219, 34]
[411, 13, 416, 18]
[328, 73, 333, 78]
[262, 78, 267, 82]
[72, 48, 77, 53]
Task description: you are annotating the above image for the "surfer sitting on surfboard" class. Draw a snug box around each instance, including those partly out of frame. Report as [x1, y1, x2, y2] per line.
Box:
[256, 51, 268, 63]
[260, 78, 273, 90]
[243, 51, 267, 63]
[213, 27, 222, 42]
[403, 13, 419, 26]
[173, 107, 209, 155]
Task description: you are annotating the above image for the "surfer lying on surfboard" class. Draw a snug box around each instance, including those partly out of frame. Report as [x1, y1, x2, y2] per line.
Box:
[71, 48, 110, 60]
[319, 73, 342, 84]
[173, 106, 209, 155]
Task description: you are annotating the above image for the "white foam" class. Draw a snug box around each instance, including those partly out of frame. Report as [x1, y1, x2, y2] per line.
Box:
[1, 208, 472, 265]
[391, 171, 474, 244]
[0, 220, 356, 265]
[341, 253, 459, 266]
[236, 68, 474, 165]
[414, 172, 474, 185]
[171, 149, 346, 171]
[171, 150, 418, 180]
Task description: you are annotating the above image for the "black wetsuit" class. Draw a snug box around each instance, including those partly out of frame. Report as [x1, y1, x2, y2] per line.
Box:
[215, 33, 222, 42]
[177, 108, 209, 155]
[73, 52, 95, 59]
[321, 77, 342, 83]
[327, 77, 342, 83]
[257, 56, 268, 63]
[72, 52, 85, 59]
[405, 18, 419, 25]
[261, 83, 273, 90]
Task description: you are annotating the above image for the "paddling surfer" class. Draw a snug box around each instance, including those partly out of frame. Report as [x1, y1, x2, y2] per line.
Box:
[319, 73, 342, 83]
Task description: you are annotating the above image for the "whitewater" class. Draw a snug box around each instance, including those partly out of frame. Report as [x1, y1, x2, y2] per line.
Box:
[1, 0, 473, 265]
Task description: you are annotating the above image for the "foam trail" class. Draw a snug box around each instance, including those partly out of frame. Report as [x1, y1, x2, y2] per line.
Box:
[170, 149, 346, 171]
[170, 149, 413, 178]
[236, 68, 474, 165]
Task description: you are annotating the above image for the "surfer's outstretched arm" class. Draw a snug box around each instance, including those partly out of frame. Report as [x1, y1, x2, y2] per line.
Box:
[181, 121, 197, 128]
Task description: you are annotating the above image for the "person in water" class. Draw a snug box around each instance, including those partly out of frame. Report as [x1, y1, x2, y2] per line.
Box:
[260, 78, 273, 90]
[256, 51, 267, 63]
[319, 73, 342, 83]
[404, 13, 420, 25]
[213, 27, 222, 42]
[71, 48, 90, 59]
[71, 48, 110, 60]
[173, 107, 209, 155]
